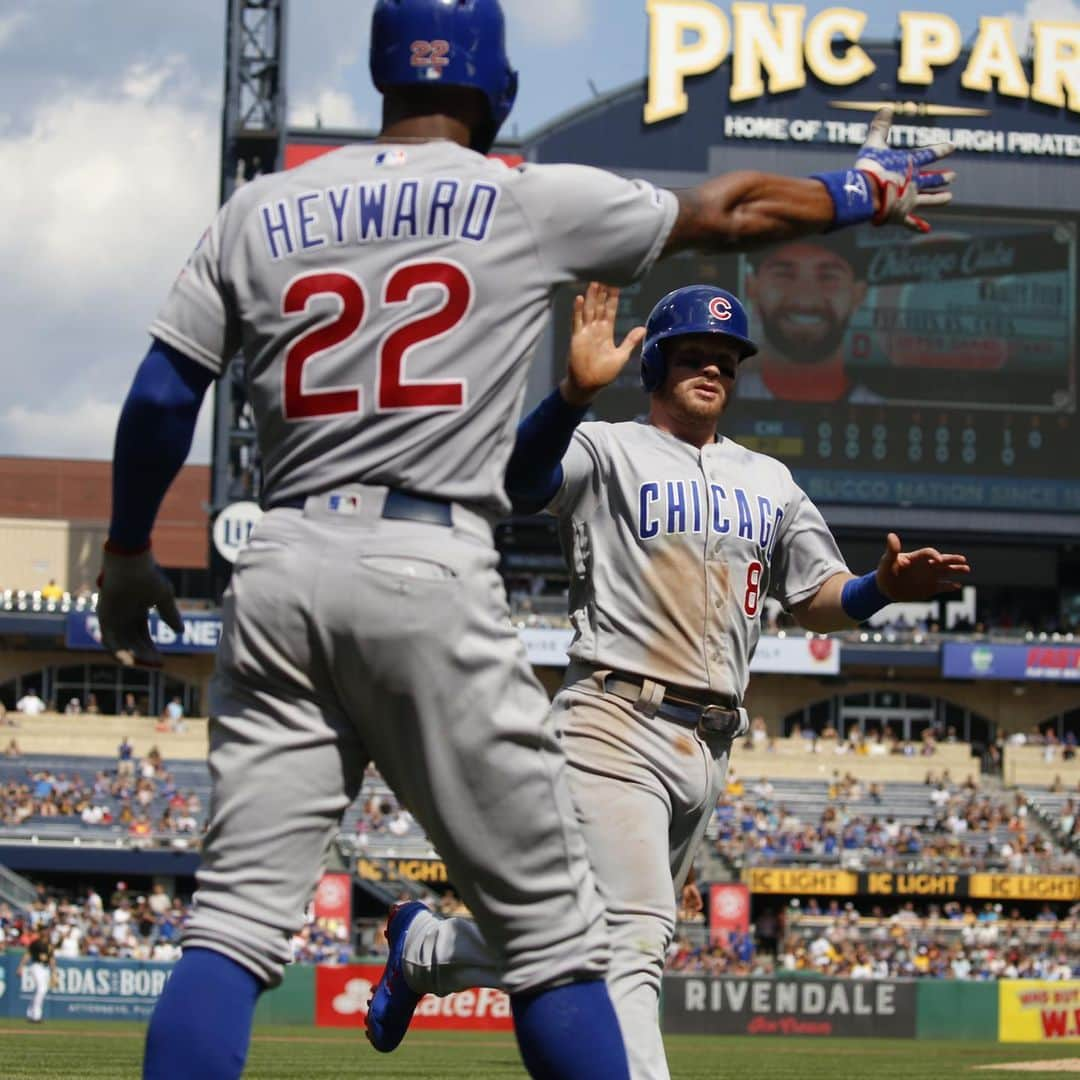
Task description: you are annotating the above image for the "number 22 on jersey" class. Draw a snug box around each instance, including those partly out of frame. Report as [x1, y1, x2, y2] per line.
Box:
[281, 259, 473, 421]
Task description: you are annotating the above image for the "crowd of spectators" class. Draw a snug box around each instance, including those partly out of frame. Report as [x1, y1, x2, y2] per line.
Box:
[714, 772, 1075, 875]
[352, 797, 417, 847]
[0, 881, 359, 966]
[4, 690, 188, 733]
[743, 718, 952, 759]
[665, 899, 1080, 979]
[777, 901, 1080, 980]
[1, 883, 187, 962]
[0, 743, 205, 844]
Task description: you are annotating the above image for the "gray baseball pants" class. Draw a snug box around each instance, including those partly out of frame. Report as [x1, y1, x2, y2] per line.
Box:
[402, 664, 735, 1080]
[182, 489, 610, 993]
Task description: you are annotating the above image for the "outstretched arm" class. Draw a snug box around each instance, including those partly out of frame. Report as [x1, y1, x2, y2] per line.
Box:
[664, 106, 955, 255]
[792, 533, 970, 634]
[505, 283, 643, 512]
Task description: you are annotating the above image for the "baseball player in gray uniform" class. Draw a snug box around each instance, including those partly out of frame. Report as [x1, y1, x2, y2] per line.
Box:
[368, 281, 970, 1079]
[91, 0, 957, 1075]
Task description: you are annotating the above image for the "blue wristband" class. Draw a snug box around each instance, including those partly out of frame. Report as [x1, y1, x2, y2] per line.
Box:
[810, 169, 875, 231]
[841, 571, 890, 623]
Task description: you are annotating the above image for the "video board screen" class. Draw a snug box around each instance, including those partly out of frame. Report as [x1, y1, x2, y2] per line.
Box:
[563, 211, 1080, 516]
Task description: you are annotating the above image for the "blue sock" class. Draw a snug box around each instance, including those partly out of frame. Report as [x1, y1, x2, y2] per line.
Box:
[143, 947, 264, 1080]
[511, 980, 630, 1080]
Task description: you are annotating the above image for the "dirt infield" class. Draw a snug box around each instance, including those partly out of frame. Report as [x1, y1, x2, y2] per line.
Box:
[975, 1061, 1080, 1073]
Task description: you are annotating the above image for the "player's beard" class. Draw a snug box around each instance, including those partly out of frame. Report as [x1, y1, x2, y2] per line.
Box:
[758, 307, 848, 363]
[664, 379, 729, 426]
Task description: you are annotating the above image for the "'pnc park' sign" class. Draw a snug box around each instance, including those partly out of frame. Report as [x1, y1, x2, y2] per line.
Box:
[646, 3, 1080, 124]
[743, 868, 1079, 901]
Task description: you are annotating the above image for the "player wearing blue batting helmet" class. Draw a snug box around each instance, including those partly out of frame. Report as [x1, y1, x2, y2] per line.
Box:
[641, 285, 758, 392]
[370, 0, 518, 154]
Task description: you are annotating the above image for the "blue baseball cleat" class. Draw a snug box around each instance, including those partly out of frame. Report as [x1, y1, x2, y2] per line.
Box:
[365, 900, 427, 1053]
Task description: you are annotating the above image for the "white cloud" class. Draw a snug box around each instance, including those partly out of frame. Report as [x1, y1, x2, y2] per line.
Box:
[289, 88, 369, 130]
[1, 399, 121, 460]
[0, 390, 214, 464]
[504, 0, 593, 45]
[1003, 0, 1080, 54]
[0, 10, 29, 51]
[0, 58, 220, 461]
[1, 80, 217, 299]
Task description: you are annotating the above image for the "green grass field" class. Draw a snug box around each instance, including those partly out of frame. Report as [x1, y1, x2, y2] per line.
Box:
[0, 1023, 1076, 1079]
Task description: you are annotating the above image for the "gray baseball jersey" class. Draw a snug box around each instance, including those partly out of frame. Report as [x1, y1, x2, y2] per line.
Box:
[150, 141, 678, 514]
[547, 420, 849, 698]
[397, 417, 852, 1079]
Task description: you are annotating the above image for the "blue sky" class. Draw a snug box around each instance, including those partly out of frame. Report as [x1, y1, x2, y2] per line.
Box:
[315, 0, 1074, 136]
[0, 0, 1074, 459]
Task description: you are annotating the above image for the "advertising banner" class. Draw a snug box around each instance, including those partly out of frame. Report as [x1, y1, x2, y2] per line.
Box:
[744, 868, 1079, 902]
[969, 874, 1079, 903]
[663, 976, 917, 1038]
[518, 628, 574, 667]
[709, 884, 751, 943]
[743, 868, 859, 896]
[749, 636, 840, 675]
[518, 630, 841, 672]
[4, 955, 173, 1021]
[315, 964, 512, 1032]
[999, 981, 1080, 1042]
[313, 873, 352, 926]
[943, 642, 1080, 682]
[65, 611, 223, 655]
[356, 857, 448, 885]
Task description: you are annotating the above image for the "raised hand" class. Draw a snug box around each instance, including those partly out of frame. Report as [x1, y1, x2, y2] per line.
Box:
[855, 107, 955, 234]
[559, 282, 646, 407]
[875, 532, 970, 602]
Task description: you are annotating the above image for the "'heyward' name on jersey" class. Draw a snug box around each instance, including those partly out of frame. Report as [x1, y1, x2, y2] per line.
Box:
[259, 177, 500, 260]
[638, 479, 784, 563]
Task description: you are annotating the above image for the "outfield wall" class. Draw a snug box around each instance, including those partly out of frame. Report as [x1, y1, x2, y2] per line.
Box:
[2, 954, 1076, 1044]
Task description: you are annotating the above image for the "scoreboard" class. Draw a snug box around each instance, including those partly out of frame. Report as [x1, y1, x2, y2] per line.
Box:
[569, 209, 1079, 516]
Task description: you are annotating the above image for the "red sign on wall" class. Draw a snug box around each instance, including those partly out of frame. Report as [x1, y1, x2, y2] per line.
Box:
[315, 965, 513, 1031]
[709, 883, 751, 943]
[313, 873, 352, 926]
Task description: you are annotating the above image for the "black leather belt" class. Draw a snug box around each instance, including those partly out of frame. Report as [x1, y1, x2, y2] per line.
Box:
[271, 489, 453, 527]
[604, 672, 748, 739]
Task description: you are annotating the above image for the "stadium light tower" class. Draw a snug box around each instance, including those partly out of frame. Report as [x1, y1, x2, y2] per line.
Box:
[210, 0, 288, 591]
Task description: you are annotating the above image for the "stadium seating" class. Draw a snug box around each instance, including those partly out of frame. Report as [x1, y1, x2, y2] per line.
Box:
[708, 776, 1077, 875]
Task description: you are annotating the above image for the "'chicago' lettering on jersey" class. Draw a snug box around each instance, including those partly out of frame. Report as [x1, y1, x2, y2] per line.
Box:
[259, 177, 500, 260]
[638, 480, 783, 563]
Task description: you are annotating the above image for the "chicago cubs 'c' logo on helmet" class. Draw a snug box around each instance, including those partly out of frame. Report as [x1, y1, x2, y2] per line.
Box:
[708, 295, 733, 321]
[640, 285, 757, 392]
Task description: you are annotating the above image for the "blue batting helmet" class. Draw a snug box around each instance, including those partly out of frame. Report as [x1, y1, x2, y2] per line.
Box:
[640, 285, 758, 392]
[370, 0, 518, 153]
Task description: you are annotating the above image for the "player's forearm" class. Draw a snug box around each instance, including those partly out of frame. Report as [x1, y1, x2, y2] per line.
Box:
[664, 172, 857, 255]
[793, 569, 893, 633]
[791, 572, 857, 634]
[108, 340, 213, 550]
[504, 388, 586, 514]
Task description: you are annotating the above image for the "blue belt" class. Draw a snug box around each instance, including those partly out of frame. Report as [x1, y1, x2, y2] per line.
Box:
[604, 672, 747, 738]
[271, 489, 453, 527]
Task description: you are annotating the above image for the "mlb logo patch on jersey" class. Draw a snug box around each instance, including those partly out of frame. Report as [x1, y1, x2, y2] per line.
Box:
[374, 149, 408, 168]
[327, 494, 360, 515]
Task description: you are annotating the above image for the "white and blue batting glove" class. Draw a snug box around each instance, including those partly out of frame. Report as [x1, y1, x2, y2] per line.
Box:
[96, 545, 184, 668]
[814, 107, 955, 234]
